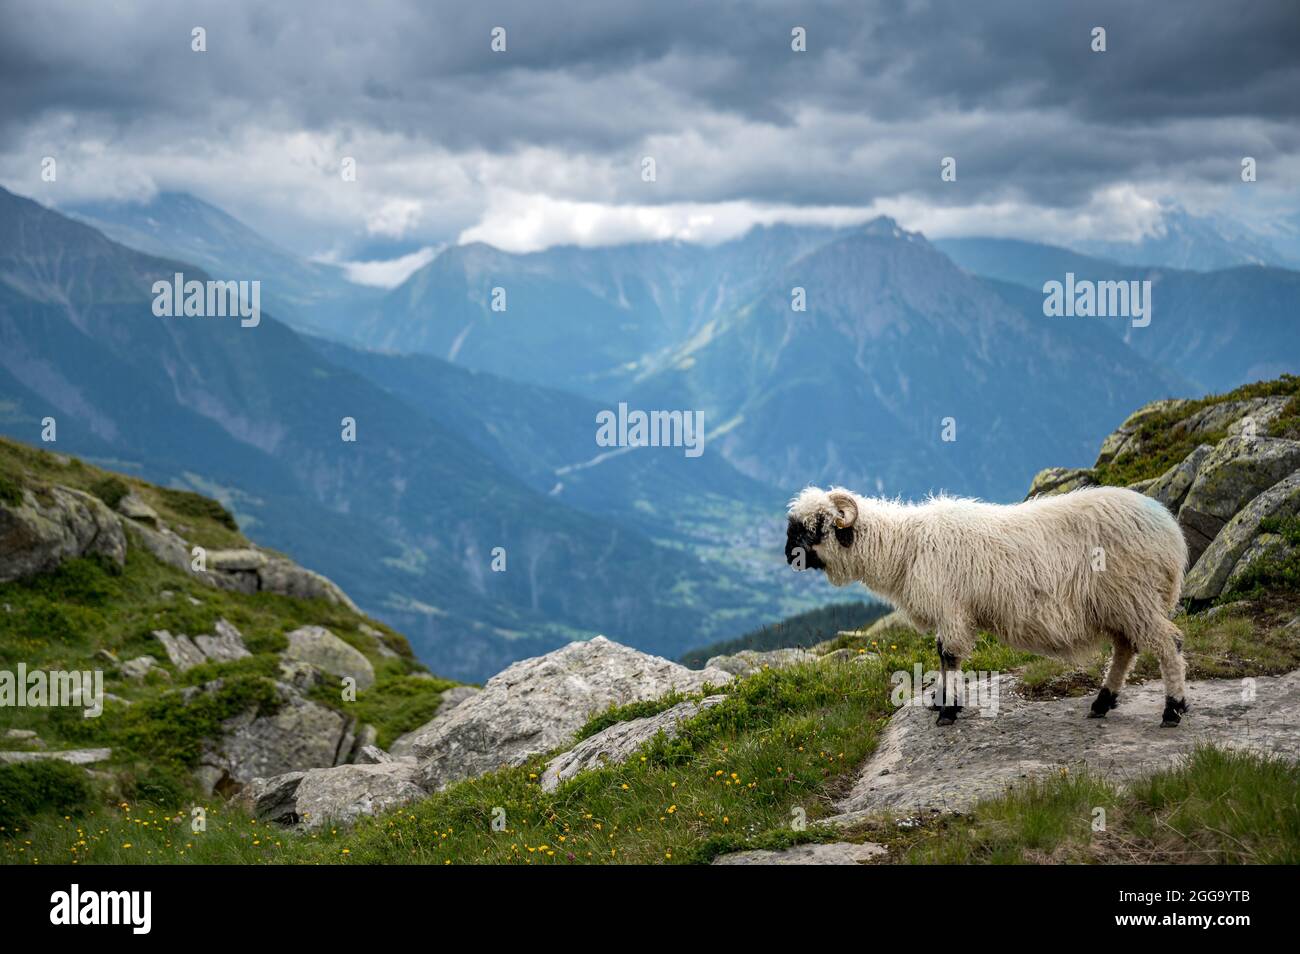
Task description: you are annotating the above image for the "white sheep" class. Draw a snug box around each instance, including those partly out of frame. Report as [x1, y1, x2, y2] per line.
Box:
[786, 485, 1189, 726]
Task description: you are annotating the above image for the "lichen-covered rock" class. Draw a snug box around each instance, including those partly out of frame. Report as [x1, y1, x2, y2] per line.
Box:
[1145, 443, 1214, 512]
[250, 760, 424, 828]
[0, 486, 126, 583]
[1177, 436, 1300, 564]
[414, 636, 733, 791]
[1182, 470, 1300, 603]
[1183, 470, 1300, 601]
[540, 695, 726, 792]
[705, 648, 816, 677]
[283, 625, 375, 690]
[1225, 533, 1293, 592]
[1025, 467, 1095, 500]
[1173, 397, 1289, 441]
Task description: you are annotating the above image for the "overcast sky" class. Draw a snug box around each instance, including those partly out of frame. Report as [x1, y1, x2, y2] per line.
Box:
[2, 0, 1298, 269]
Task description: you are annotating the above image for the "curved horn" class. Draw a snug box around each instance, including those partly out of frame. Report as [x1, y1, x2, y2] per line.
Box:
[828, 491, 858, 529]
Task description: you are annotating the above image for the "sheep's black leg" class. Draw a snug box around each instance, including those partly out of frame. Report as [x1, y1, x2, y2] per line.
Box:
[935, 640, 962, 725]
[1161, 695, 1189, 728]
[1088, 686, 1119, 718]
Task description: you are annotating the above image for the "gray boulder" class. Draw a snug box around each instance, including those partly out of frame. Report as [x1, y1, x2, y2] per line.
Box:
[193, 619, 251, 663]
[389, 685, 482, 758]
[0, 486, 126, 583]
[115, 493, 159, 526]
[259, 557, 360, 612]
[192, 680, 354, 795]
[1145, 443, 1214, 512]
[152, 629, 207, 671]
[284, 625, 375, 690]
[0, 748, 112, 765]
[1225, 534, 1293, 592]
[540, 695, 726, 792]
[121, 656, 163, 681]
[1173, 396, 1289, 441]
[414, 636, 733, 791]
[1184, 471, 1300, 602]
[1178, 436, 1300, 564]
[250, 760, 424, 828]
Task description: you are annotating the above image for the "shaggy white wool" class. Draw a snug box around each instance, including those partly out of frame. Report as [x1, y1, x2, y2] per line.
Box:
[789, 485, 1188, 703]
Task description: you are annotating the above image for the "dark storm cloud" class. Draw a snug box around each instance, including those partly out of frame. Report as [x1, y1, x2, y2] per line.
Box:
[1, 0, 1296, 251]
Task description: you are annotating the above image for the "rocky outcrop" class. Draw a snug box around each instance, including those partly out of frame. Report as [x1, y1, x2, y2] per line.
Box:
[1145, 443, 1213, 511]
[0, 748, 112, 765]
[152, 619, 251, 672]
[194, 619, 252, 663]
[414, 636, 732, 791]
[1093, 399, 1190, 467]
[825, 670, 1300, 822]
[540, 695, 726, 792]
[1177, 436, 1300, 564]
[1183, 471, 1300, 602]
[191, 679, 356, 796]
[283, 625, 375, 690]
[152, 630, 207, 671]
[248, 760, 424, 828]
[389, 685, 481, 758]
[0, 486, 126, 583]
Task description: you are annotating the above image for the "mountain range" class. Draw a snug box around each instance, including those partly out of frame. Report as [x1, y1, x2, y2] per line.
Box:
[4, 185, 1298, 678]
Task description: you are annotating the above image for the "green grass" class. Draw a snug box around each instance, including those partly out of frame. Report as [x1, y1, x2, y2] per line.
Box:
[894, 747, 1300, 864]
[89, 475, 130, 509]
[0, 762, 94, 832]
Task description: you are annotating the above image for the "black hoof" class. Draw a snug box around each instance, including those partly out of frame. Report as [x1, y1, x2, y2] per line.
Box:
[935, 706, 959, 726]
[1160, 695, 1188, 727]
[1089, 687, 1119, 719]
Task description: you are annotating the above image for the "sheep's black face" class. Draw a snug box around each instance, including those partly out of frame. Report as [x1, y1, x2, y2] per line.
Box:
[785, 516, 827, 571]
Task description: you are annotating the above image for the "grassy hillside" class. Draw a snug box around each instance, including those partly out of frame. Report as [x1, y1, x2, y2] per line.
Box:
[5, 617, 1293, 865]
[0, 438, 456, 822]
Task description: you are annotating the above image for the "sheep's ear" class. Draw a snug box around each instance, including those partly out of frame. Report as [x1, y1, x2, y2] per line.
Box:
[828, 490, 858, 529]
